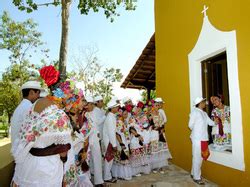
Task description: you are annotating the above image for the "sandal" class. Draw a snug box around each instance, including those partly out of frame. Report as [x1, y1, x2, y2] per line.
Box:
[193, 179, 205, 185]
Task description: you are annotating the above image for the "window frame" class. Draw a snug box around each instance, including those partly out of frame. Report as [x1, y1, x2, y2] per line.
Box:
[188, 16, 245, 171]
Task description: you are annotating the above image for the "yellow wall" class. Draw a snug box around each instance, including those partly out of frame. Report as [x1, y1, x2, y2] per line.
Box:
[0, 142, 14, 186]
[155, 0, 250, 186]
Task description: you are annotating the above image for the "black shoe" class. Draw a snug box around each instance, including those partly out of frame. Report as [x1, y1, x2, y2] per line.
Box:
[95, 184, 104, 187]
[104, 178, 117, 183]
[193, 179, 205, 185]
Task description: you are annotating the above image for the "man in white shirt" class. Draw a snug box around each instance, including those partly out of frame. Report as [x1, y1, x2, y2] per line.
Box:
[103, 98, 120, 183]
[92, 96, 106, 140]
[188, 97, 215, 185]
[85, 96, 104, 186]
[10, 80, 43, 186]
[155, 97, 167, 126]
[11, 80, 43, 151]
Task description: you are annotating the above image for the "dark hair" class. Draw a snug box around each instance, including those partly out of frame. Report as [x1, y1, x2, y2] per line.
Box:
[120, 106, 127, 112]
[214, 95, 221, 99]
[195, 104, 199, 108]
[48, 77, 61, 93]
[22, 89, 40, 98]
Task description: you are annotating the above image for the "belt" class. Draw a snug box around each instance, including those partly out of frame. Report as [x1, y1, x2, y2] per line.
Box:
[29, 143, 71, 162]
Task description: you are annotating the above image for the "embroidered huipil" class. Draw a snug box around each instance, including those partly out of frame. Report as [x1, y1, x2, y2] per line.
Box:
[12, 105, 73, 187]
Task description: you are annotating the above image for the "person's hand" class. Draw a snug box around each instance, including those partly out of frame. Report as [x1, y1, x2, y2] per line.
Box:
[214, 117, 220, 124]
[113, 146, 118, 152]
[11, 181, 18, 187]
[138, 135, 144, 142]
[60, 151, 68, 157]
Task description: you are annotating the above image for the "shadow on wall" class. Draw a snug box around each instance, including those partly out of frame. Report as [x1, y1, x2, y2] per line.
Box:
[0, 141, 14, 186]
[0, 161, 14, 186]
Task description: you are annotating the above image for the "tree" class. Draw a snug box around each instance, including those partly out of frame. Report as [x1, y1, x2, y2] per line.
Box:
[0, 80, 20, 123]
[0, 11, 48, 122]
[12, 0, 136, 80]
[0, 11, 49, 86]
[70, 45, 123, 104]
[141, 89, 156, 103]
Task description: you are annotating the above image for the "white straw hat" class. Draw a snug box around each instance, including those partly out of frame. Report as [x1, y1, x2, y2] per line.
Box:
[155, 97, 164, 103]
[21, 81, 44, 91]
[94, 95, 103, 102]
[193, 97, 206, 106]
[122, 96, 131, 104]
[107, 99, 120, 109]
[85, 96, 94, 103]
[40, 90, 49, 97]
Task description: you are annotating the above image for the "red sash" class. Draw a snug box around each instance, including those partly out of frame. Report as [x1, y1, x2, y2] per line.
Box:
[201, 141, 210, 160]
[105, 143, 114, 162]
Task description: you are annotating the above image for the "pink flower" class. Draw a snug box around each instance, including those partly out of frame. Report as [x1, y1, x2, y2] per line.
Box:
[26, 134, 35, 142]
[57, 118, 65, 128]
[81, 129, 86, 135]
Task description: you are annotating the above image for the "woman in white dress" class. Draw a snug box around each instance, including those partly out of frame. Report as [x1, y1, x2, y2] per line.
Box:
[150, 104, 169, 173]
[129, 107, 151, 176]
[112, 108, 132, 180]
[12, 94, 76, 187]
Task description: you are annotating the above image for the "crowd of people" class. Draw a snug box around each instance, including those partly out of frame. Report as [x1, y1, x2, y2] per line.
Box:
[10, 65, 172, 187]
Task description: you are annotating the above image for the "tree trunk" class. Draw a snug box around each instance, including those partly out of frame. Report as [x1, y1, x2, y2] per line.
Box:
[59, 0, 71, 81]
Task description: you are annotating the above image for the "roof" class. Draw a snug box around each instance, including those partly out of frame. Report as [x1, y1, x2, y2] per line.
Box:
[121, 34, 155, 90]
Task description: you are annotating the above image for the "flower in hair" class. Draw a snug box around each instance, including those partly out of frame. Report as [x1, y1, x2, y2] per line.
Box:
[39, 65, 60, 87]
[52, 88, 65, 98]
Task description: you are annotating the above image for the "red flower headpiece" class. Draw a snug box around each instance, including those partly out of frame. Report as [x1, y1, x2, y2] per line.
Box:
[125, 104, 133, 113]
[39, 65, 60, 87]
[137, 101, 144, 109]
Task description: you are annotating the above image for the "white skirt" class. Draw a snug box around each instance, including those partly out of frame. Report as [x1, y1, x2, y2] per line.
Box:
[15, 153, 63, 187]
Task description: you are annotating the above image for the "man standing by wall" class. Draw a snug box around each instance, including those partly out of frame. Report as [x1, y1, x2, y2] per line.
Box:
[188, 97, 215, 185]
[10, 80, 43, 186]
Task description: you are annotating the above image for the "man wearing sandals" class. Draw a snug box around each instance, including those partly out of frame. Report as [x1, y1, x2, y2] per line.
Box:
[188, 97, 215, 185]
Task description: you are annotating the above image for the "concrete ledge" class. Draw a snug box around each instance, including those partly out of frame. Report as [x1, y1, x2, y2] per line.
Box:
[0, 140, 14, 186]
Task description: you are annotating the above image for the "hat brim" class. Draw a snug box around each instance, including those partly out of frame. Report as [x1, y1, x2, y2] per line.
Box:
[194, 98, 206, 106]
[108, 103, 120, 109]
[21, 86, 44, 91]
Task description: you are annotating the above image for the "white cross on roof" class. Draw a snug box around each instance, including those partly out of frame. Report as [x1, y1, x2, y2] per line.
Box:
[201, 5, 209, 17]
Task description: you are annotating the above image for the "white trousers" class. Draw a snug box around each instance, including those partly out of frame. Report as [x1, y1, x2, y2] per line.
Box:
[90, 134, 104, 185]
[191, 140, 202, 180]
[103, 158, 114, 181]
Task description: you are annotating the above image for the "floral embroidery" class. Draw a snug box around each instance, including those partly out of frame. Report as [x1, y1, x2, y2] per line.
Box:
[64, 164, 78, 185]
[20, 105, 71, 144]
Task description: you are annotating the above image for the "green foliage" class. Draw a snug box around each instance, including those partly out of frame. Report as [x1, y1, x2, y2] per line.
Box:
[0, 11, 49, 64]
[0, 11, 49, 121]
[12, 0, 136, 22]
[141, 89, 156, 103]
[0, 80, 20, 122]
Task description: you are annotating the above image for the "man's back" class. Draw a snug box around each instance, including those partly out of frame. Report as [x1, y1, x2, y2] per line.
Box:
[11, 99, 32, 150]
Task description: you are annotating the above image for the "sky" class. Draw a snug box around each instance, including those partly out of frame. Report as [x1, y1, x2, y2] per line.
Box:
[0, 0, 155, 102]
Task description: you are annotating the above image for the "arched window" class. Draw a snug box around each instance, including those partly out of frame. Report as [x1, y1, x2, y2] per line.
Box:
[188, 11, 244, 170]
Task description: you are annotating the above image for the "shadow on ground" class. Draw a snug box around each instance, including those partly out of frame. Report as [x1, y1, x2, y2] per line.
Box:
[109, 162, 218, 187]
